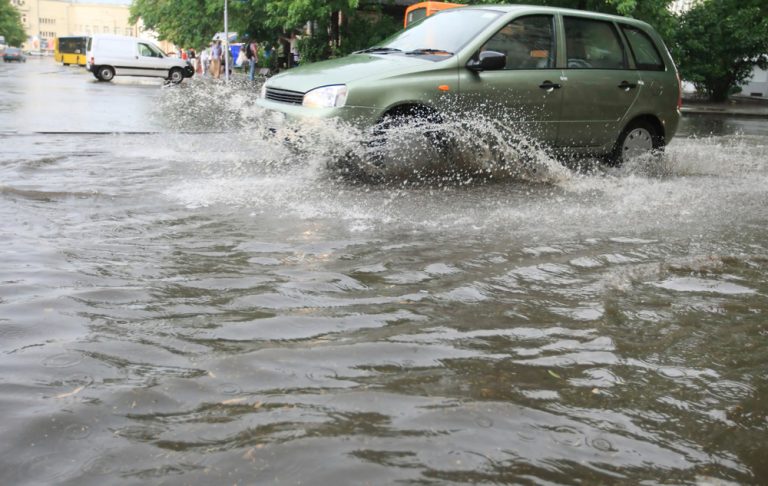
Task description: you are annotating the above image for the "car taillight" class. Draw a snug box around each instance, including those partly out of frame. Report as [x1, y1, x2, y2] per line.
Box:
[90, 56, 94, 65]
[676, 71, 683, 110]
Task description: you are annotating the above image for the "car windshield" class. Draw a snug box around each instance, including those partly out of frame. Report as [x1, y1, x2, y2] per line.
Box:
[379, 8, 502, 55]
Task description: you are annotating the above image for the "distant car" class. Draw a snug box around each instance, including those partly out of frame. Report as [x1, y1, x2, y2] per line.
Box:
[3, 47, 26, 63]
[259, 5, 682, 166]
[86, 34, 194, 84]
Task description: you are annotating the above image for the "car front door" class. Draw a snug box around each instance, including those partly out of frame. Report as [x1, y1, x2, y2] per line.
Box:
[137, 42, 168, 78]
[458, 14, 563, 146]
[556, 15, 640, 148]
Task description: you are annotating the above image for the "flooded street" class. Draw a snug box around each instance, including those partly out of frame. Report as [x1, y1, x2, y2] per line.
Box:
[1, 59, 767, 485]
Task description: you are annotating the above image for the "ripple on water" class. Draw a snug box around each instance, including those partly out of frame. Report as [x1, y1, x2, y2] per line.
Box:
[63, 422, 92, 440]
[654, 277, 757, 295]
[41, 351, 83, 368]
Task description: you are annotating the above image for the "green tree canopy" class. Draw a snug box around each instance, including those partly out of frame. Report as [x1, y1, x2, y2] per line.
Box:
[0, 0, 27, 47]
[130, 0, 224, 48]
[672, 0, 768, 101]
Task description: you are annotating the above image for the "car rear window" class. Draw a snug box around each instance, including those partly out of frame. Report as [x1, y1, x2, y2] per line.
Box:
[621, 26, 665, 71]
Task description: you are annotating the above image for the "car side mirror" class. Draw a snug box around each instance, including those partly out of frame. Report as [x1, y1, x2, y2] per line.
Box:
[467, 50, 506, 72]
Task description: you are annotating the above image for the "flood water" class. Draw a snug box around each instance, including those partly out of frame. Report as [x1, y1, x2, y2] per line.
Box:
[1, 60, 767, 485]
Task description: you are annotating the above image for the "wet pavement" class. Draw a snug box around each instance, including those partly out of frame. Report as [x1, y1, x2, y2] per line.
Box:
[1, 58, 767, 485]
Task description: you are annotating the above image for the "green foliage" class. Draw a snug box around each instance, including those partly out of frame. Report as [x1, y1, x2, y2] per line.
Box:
[296, 31, 330, 63]
[337, 10, 399, 56]
[130, 0, 220, 48]
[260, 0, 359, 31]
[0, 0, 26, 46]
[672, 0, 768, 101]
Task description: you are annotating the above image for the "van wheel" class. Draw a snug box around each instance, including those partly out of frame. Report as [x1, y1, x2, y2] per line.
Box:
[97, 66, 115, 82]
[92, 72, 102, 80]
[168, 68, 184, 84]
[609, 119, 662, 166]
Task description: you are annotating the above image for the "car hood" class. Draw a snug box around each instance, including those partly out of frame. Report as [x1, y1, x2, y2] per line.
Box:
[266, 54, 443, 93]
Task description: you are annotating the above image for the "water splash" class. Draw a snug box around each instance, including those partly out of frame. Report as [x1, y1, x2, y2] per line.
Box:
[155, 79, 768, 238]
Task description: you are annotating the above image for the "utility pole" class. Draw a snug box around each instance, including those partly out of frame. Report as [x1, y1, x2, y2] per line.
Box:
[224, 0, 229, 81]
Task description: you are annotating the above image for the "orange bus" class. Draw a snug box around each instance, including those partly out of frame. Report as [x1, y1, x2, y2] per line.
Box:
[404, 1, 465, 28]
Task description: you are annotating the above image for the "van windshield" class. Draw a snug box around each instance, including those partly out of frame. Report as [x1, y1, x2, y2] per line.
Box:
[379, 8, 501, 55]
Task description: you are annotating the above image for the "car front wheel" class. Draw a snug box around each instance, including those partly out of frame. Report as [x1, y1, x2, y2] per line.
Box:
[168, 68, 184, 84]
[97, 66, 115, 82]
[610, 120, 662, 166]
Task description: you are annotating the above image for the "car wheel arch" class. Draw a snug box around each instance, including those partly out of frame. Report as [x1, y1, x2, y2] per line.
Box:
[377, 103, 443, 127]
[608, 115, 666, 166]
[97, 65, 116, 82]
[621, 114, 665, 148]
[168, 67, 184, 84]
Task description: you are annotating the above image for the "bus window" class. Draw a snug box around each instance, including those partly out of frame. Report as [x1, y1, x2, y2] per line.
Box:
[406, 8, 428, 27]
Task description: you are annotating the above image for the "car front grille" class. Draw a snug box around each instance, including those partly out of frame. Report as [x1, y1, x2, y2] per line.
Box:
[265, 87, 304, 105]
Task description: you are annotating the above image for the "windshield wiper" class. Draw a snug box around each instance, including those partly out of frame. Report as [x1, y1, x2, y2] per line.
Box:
[356, 47, 403, 54]
[405, 48, 454, 56]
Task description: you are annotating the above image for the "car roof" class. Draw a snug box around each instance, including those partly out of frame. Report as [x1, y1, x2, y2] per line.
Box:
[455, 4, 652, 27]
[92, 34, 144, 42]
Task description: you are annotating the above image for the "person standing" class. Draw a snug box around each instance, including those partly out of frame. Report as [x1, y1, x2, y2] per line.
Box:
[211, 40, 223, 79]
[246, 41, 259, 81]
[200, 46, 211, 76]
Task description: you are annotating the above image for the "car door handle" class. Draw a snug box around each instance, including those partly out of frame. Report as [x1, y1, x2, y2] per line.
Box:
[539, 81, 561, 91]
[618, 81, 637, 90]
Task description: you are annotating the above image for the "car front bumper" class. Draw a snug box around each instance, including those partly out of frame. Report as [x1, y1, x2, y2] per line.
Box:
[255, 98, 380, 130]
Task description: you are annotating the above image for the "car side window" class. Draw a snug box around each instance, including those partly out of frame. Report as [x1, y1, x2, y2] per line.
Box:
[621, 26, 665, 71]
[564, 17, 626, 70]
[481, 15, 555, 70]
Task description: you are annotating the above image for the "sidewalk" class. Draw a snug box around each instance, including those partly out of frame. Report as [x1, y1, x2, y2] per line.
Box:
[681, 95, 768, 118]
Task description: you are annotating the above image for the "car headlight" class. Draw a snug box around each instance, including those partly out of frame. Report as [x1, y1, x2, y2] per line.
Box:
[260, 83, 267, 99]
[302, 85, 348, 108]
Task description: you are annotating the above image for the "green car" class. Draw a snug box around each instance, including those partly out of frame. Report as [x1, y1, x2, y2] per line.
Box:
[257, 5, 681, 165]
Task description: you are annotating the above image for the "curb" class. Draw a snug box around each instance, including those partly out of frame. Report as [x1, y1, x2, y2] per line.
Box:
[681, 107, 768, 118]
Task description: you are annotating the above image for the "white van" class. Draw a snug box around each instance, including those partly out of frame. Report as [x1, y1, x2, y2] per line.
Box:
[86, 35, 194, 84]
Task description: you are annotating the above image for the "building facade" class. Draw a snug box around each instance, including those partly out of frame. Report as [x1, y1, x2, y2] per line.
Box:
[740, 66, 768, 98]
[10, 0, 137, 51]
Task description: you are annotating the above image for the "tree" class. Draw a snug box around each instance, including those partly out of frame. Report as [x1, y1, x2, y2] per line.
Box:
[672, 0, 768, 102]
[0, 0, 26, 46]
[130, 0, 222, 48]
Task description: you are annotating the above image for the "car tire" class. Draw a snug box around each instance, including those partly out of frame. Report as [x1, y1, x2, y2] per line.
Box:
[93, 71, 102, 80]
[168, 68, 184, 84]
[97, 66, 115, 82]
[354, 105, 451, 181]
[609, 119, 663, 166]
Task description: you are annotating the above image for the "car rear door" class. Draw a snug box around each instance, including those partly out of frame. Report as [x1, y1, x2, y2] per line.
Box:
[556, 15, 640, 148]
[458, 14, 563, 145]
